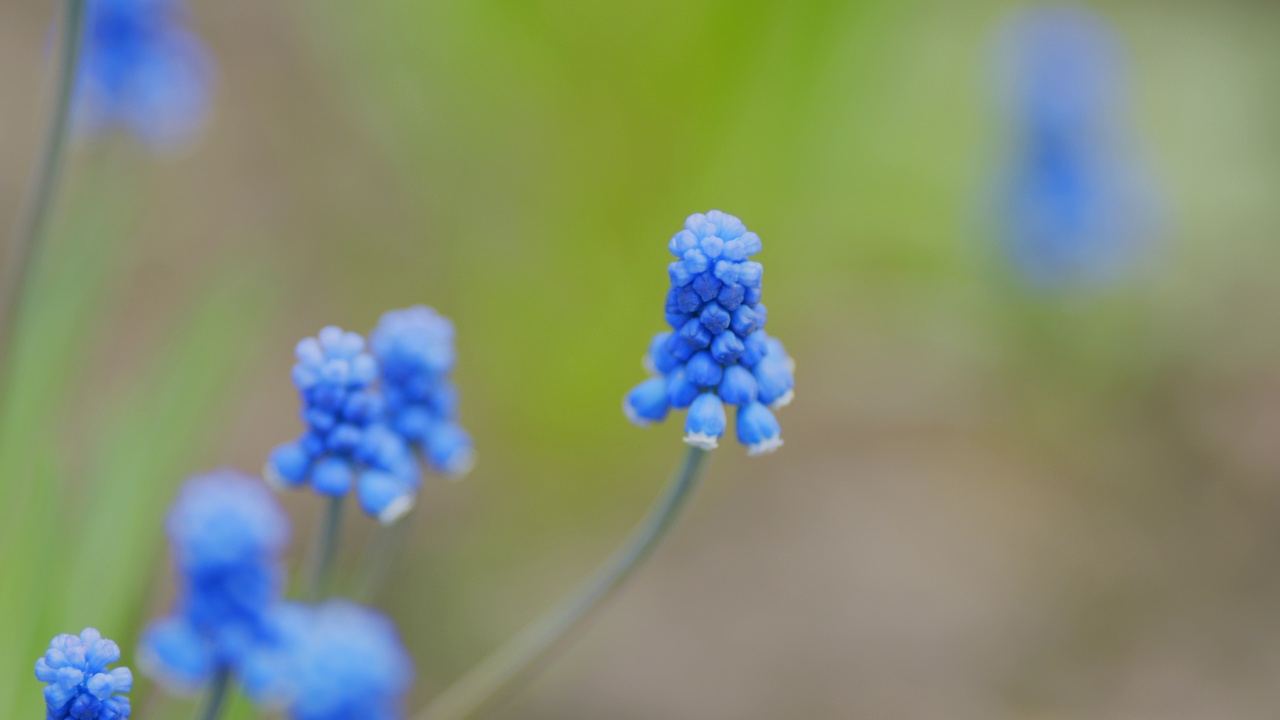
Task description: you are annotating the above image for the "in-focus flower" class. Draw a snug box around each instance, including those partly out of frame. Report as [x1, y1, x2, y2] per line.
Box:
[242, 601, 413, 720]
[138, 470, 288, 692]
[371, 306, 474, 479]
[624, 211, 793, 454]
[266, 326, 421, 524]
[994, 5, 1158, 287]
[75, 0, 215, 150]
[35, 628, 133, 720]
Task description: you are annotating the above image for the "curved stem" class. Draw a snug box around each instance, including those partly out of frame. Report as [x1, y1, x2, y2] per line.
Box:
[0, 0, 87, 385]
[414, 446, 710, 720]
[307, 494, 345, 601]
[193, 665, 230, 720]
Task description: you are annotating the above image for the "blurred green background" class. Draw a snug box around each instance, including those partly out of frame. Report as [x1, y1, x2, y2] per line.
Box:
[2, 0, 1280, 718]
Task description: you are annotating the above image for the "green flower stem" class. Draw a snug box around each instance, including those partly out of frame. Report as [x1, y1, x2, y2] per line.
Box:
[0, 0, 87, 387]
[308, 494, 345, 601]
[193, 665, 230, 720]
[415, 446, 711, 720]
[356, 512, 413, 602]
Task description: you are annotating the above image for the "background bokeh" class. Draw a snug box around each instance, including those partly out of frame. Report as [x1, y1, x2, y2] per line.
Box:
[3, 0, 1280, 718]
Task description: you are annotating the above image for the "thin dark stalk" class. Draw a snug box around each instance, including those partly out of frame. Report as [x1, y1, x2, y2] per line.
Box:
[0, 0, 88, 386]
[307, 494, 345, 601]
[414, 446, 710, 720]
[355, 511, 413, 602]
[193, 665, 230, 720]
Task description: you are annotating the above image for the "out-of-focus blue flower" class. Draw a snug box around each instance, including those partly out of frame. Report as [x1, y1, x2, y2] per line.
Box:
[994, 5, 1158, 287]
[371, 306, 474, 479]
[243, 601, 413, 720]
[35, 628, 133, 720]
[266, 326, 421, 524]
[625, 211, 792, 454]
[139, 470, 288, 692]
[75, 0, 214, 150]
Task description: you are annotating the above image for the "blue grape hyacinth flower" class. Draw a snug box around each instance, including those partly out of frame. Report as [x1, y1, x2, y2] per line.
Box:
[371, 306, 474, 479]
[138, 470, 288, 692]
[994, 5, 1158, 288]
[35, 628, 133, 720]
[625, 211, 793, 454]
[75, 0, 214, 150]
[267, 326, 421, 524]
[243, 601, 413, 720]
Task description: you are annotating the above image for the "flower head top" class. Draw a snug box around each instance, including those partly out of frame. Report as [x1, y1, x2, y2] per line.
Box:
[139, 470, 289, 693]
[371, 306, 474, 478]
[994, 5, 1157, 287]
[267, 326, 421, 524]
[35, 628, 133, 720]
[625, 211, 793, 454]
[243, 602, 413, 720]
[76, 0, 214, 150]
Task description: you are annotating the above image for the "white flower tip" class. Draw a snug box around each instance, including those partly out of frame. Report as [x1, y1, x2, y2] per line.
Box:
[623, 399, 652, 427]
[378, 494, 416, 525]
[770, 389, 795, 409]
[683, 432, 720, 450]
[642, 356, 657, 376]
[445, 449, 476, 481]
[747, 436, 784, 456]
[262, 464, 288, 492]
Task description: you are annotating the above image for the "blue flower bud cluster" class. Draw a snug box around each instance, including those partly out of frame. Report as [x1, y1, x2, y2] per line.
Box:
[625, 211, 794, 454]
[35, 629, 133, 720]
[371, 307, 474, 478]
[995, 6, 1157, 287]
[243, 601, 413, 720]
[138, 470, 289, 692]
[75, 0, 214, 150]
[267, 311, 472, 524]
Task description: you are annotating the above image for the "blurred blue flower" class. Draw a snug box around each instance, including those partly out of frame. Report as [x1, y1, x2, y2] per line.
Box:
[625, 211, 793, 454]
[138, 470, 288, 692]
[35, 628, 133, 720]
[371, 306, 474, 479]
[243, 601, 413, 720]
[267, 326, 421, 524]
[75, 0, 214, 150]
[994, 4, 1158, 287]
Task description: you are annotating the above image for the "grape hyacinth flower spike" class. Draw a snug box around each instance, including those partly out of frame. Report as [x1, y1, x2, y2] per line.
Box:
[244, 601, 413, 720]
[266, 326, 421, 524]
[625, 210, 793, 454]
[36, 628, 133, 720]
[412, 211, 789, 720]
[138, 470, 288, 700]
[371, 306, 474, 480]
[75, 0, 215, 150]
[993, 5, 1158, 287]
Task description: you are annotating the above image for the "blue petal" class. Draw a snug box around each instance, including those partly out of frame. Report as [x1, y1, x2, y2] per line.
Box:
[736, 402, 783, 455]
[625, 377, 670, 426]
[684, 394, 726, 449]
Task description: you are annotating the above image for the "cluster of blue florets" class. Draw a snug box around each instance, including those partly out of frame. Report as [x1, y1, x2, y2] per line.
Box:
[75, 0, 214, 149]
[244, 602, 413, 720]
[138, 470, 289, 692]
[625, 211, 794, 454]
[996, 6, 1156, 287]
[371, 307, 474, 478]
[267, 310, 471, 524]
[35, 629, 133, 720]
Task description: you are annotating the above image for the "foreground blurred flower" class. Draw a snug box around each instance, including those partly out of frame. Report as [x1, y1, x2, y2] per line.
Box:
[267, 326, 421, 524]
[139, 470, 288, 692]
[994, 4, 1158, 287]
[75, 0, 214, 149]
[244, 601, 413, 720]
[35, 628, 133, 720]
[371, 306, 474, 479]
[624, 210, 793, 454]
